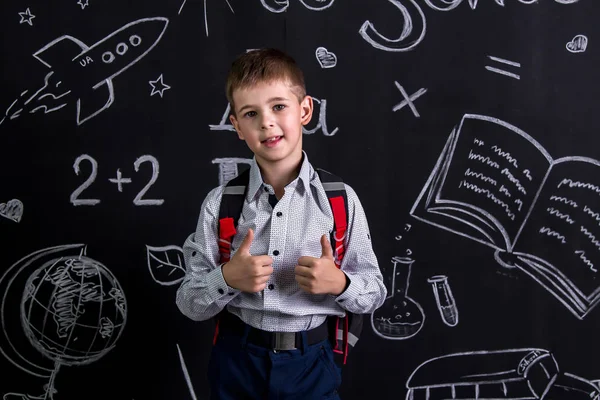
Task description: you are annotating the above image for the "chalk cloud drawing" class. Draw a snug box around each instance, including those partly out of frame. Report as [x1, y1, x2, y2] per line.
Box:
[486, 55, 521, 80]
[149, 74, 171, 98]
[0, 199, 24, 223]
[566, 35, 588, 53]
[405, 348, 599, 399]
[146, 245, 186, 286]
[0, 244, 127, 399]
[77, 0, 89, 9]
[0, 17, 168, 127]
[212, 158, 253, 186]
[393, 81, 427, 118]
[427, 275, 458, 327]
[315, 47, 337, 68]
[410, 113, 600, 319]
[371, 256, 425, 340]
[19, 8, 35, 26]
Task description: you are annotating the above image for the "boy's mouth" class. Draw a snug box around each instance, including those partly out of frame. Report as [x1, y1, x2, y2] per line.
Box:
[262, 136, 283, 147]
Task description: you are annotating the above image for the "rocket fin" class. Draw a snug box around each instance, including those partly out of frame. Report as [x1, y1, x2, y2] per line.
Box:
[33, 35, 89, 69]
[76, 79, 114, 125]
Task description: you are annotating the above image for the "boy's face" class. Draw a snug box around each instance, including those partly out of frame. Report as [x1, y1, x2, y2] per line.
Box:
[229, 80, 313, 167]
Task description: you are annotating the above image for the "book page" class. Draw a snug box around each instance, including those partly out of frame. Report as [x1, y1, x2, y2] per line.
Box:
[514, 158, 600, 300]
[434, 115, 552, 248]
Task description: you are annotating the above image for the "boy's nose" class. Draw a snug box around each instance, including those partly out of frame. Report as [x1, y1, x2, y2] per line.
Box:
[260, 113, 275, 129]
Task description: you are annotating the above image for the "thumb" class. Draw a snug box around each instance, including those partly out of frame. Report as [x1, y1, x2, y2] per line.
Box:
[238, 228, 254, 254]
[320, 234, 334, 260]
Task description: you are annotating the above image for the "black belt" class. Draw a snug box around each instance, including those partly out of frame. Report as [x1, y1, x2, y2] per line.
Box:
[217, 312, 330, 351]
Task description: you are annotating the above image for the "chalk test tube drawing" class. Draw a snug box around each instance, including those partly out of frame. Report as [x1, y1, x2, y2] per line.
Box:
[0, 199, 24, 223]
[77, 0, 89, 9]
[485, 55, 521, 80]
[410, 113, 600, 320]
[260, 0, 335, 13]
[212, 158, 253, 186]
[567, 35, 588, 53]
[149, 74, 171, 98]
[315, 47, 337, 68]
[371, 256, 425, 340]
[19, 8, 35, 26]
[0, 17, 169, 127]
[393, 81, 427, 118]
[405, 348, 599, 399]
[209, 97, 339, 136]
[146, 245, 186, 286]
[0, 244, 127, 400]
[427, 275, 458, 327]
[177, 344, 198, 400]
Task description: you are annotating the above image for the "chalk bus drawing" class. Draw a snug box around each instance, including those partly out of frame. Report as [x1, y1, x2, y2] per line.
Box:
[18, 8, 35, 26]
[146, 245, 186, 286]
[212, 158, 253, 186]
[0, 244, 127, 399]
[315, 47, 337, 68]
[566, 35, 588, 53]
[405, 348, 599, 399]
[427, 275, 458, 327]
[0, 17, 168, 127]
[0, 199, 24, 223]
[371, 256, 425, 340]
[410, 113, 600, 320]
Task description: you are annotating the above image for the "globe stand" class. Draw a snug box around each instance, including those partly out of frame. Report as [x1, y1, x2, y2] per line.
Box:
[42, 361, 60, 399]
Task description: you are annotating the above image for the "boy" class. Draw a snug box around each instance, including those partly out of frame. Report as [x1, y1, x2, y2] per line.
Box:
[176, 48, 386, 400]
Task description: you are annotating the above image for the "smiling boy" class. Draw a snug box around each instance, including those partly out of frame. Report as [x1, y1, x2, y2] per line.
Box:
[176, 48, 386, 400]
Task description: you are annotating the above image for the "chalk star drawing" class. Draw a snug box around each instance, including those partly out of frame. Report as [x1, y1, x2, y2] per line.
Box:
[149, 74, 171, 98]
[19, 8, 35, 26]
[77, 0, 90, 9]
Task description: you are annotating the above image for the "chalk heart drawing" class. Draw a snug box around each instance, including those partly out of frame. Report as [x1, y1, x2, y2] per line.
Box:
[315, 47, 337, 68]
[566, 35, 588, 53]
[0, 244, 127, 400]
[146, 245, 185, 286]
[0, 199, 24, 223]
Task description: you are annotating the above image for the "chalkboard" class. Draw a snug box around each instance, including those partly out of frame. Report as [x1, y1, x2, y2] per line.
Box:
[1, 0, 599, 399]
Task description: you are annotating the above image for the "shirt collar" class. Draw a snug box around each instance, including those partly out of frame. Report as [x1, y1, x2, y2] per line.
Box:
[246, 151, 312, 200]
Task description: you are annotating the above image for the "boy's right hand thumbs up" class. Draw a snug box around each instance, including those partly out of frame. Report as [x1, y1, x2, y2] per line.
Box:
[222, 228, 274, 293]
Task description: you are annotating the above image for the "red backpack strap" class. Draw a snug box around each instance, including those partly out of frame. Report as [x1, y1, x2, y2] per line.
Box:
[213, 168, 250, 345]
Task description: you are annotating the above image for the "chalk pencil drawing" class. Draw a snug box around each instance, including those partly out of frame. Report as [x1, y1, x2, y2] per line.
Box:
[77, 0, 89, 9]
[212, 158, 253, 186]
[177, 344, 198, 400]
[19, 8, 35, 26]
[566, 35, 588, 53]
[0, 199, 24, 223]
[0, 244, 127, 399]
[146, 245, 186, 286]
[0, 17, 168, 127]
[371, 257, 425, 340]
[427, 275, 458, 327]
[410, 113, 600, 319]
[393, 81, 427, 118]
[260, 0, 335, 13]
[485, 55, 521, 80]
[315, 47, 337, 69]
[405, 348, 599, 399]
[149, 74, 171, 98]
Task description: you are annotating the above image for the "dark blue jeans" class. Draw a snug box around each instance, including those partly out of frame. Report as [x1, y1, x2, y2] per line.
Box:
[208, 324, 342, 399]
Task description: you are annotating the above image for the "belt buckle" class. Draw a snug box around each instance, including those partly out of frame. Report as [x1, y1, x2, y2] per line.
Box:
[273, 332, 296, 352]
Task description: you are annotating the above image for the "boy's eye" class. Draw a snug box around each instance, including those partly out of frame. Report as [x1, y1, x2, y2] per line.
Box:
[273, 104, 286, 111]
[244, 111, 257, 118]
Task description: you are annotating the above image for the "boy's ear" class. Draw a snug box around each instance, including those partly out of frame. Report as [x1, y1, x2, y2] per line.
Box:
[300, 95, 313, 126]
[229, 113, 245, 140]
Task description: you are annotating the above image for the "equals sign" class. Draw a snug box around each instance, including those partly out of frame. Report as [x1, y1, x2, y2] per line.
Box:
[485, 55, 521, 80]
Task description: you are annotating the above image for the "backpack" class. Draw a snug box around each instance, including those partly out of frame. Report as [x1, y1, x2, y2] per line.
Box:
[213, 167, 363, 367]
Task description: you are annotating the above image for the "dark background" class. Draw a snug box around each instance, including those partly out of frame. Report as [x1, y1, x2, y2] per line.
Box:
[1, 0, 599, 399]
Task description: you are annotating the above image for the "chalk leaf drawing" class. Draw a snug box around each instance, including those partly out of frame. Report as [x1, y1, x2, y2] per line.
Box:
[315, 47, 337, 68]
[18, 8, 35, 26]
[0, 199, 24, 223]
[406, 348, 600, 399]
[411, 114, 600, 319]
[146, 245, 186, 286]
[149, 74, 171, 98]
[566, 35, 588, 53]
[0, 244, 127, 399]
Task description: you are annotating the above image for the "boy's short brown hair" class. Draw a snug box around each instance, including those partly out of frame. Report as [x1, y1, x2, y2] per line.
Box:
[225, 48, 306, 110]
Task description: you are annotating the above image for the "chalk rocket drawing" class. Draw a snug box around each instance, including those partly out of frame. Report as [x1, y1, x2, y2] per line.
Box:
[405, 348, 599, 399]
[315, 47, 337, 68]
[149, 74, 171, 98]
[566, 35, 588, 53]
[146, 245, 186, 286]
[18, 8, 35, 26]
[0, 17, 169, 127]
[0, 244, 127, 399]
[0, 199, 24, 223]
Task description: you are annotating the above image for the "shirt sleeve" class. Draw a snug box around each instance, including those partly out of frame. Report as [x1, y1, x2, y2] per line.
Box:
[332, 184, 388, 314]
[175, 186, 242, 321]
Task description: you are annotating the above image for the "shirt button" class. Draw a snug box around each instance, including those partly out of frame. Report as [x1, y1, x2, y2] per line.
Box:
[264, 186, 269, 192]
[218, 288, 224, 295]
[273, 250, 280, 256]
[276, 211, 282, 217]
[191, 251, 197, 257]
[268, 284, 274, 290]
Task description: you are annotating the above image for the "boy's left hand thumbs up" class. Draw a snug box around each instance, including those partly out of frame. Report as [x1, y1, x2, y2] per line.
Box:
[295, 234, 346, 295]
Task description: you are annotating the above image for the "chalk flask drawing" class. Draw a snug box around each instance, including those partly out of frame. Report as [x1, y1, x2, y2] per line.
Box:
[0, 244, 127, 400]
[371, 256, 425, 340]
[405, 348, 600, 400]
[410, 114, 600, 320]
